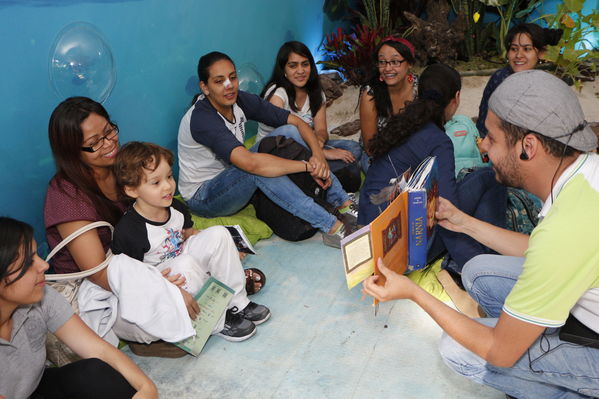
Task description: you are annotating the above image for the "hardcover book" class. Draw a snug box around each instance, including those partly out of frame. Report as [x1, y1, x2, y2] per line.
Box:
[406, 157, 439, 272]
[340, 157, 438, 289]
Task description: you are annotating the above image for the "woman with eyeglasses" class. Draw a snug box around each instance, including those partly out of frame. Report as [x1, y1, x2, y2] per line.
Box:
[359, 37, 418, 170]
[359, 64, 506, 276]
[44, 97, 269, 347]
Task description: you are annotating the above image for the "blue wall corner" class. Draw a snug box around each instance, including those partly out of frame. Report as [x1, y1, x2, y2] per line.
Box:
[0, 0, 336, 244]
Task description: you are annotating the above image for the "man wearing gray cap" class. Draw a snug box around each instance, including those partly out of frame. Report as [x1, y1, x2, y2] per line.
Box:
[362, 69, 599, 398]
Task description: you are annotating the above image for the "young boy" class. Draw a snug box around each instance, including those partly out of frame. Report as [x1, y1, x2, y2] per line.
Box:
[112, 141, 270, 342]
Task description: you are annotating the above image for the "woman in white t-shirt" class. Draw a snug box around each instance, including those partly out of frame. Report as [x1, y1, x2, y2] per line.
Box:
[257, 41, 364, 183]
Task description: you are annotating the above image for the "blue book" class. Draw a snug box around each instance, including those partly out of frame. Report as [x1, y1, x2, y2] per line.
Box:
[406, 157, 438, 272]
[407, 189, 427, 271]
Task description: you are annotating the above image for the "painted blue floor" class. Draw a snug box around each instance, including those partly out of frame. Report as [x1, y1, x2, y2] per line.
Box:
[127, 235, 505, 399]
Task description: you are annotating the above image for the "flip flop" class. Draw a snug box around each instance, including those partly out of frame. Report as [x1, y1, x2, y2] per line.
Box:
[245, 268, 266, 295]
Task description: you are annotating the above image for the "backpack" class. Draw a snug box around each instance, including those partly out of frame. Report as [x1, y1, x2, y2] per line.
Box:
[456, 168, 542, 235]
[328, 159, 362, 193]
[251, 136, 336, 241]
[444, 115, 486, 177]
[505, 188, 543, 235]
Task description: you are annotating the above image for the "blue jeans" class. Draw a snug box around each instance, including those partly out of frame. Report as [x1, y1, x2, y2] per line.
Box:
[326, 139, 367, 175]
[440, 167, 507, 273]
[253, 124, 350, 202]
[188, 125, 348, 233]
[439, 254, 599, 398]
[462, 254, 524, 318]
[259, 125, 367, 175]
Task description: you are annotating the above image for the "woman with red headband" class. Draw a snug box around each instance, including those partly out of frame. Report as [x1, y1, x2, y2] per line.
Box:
[359, 37, 417, 170]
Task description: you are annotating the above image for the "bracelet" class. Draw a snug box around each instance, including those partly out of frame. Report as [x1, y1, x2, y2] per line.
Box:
[302, 160, 308, 172]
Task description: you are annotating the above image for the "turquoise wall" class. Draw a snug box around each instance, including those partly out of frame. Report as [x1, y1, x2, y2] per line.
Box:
[0, 0, 333, 245]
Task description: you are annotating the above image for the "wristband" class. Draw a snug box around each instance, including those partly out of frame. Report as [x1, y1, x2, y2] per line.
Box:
[302, 160, 308, 172]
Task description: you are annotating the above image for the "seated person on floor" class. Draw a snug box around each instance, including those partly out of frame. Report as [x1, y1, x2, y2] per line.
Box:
[0, 217, 157, 399]
[476, 23, 562, 137]
[112, 141, 270, 342]
[359, 36, 418, 172]
[359, 64, 506, 274]
[177, 51, 357, 248]
[363, 70, 599, 398]
[44, 96, 260, 346]
[256, 40, 364, 183]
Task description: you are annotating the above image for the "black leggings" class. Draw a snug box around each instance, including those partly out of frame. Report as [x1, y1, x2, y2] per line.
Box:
[31, 358, 136, 399]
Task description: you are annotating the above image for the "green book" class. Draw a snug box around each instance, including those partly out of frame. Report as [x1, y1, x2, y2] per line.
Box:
[175, 276, 234, 356]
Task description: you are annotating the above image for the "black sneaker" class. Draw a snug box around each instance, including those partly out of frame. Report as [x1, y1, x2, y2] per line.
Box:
[216, 309, 256, 342]
[232, 302, 271, 325]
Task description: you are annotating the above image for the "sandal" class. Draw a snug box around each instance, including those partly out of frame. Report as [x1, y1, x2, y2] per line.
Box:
[245, 268, 266, 295]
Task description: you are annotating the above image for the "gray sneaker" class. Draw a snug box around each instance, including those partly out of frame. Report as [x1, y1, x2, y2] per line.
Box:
[322, 222, 357, 248]
[216, 309, 257, 342]
[232, 302, 271, 325]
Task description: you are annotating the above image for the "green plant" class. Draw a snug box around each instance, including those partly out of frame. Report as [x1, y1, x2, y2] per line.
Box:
[356, 0, 392, 36]
[450, 0, 489, 59]
[479, 0, 542, 56]
[540, 0, 599, 89]
[322, 0, 417, 37]
[318, 25, 384, 86]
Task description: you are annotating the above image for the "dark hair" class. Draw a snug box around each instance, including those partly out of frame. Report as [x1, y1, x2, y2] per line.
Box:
[0, 217, 34, 286]
[504, 23, 563, 53]
[114, 141, 174, 199]
[369, 64, 461, 158]
[500, 119, 577, 158]
[365, 39, 417, 119]
[197, 51, 235, 84]
[261, 41, 322, 117]
[48, 97, 123, 225]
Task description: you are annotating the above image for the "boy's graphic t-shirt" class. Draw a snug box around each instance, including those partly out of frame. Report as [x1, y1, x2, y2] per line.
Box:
[111, 198, 194, 265]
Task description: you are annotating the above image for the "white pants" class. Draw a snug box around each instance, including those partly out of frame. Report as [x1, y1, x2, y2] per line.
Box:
[113, 226, 249, 342]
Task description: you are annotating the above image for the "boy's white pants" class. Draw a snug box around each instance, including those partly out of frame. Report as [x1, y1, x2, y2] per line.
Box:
[114, 226, 249, 342]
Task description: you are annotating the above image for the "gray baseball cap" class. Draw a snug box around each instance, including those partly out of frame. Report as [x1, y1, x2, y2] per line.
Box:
[489, 69, 597, 152]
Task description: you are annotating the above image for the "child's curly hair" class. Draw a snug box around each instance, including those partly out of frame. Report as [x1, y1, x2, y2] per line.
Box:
[114, 141, 173, 199]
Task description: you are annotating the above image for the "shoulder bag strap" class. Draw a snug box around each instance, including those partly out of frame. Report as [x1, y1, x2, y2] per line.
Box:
[45, 221, 114, 282]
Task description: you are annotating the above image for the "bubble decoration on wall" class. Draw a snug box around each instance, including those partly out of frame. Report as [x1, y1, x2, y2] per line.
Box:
[49, 22, 116, 103]
[237, 63, 264, 95]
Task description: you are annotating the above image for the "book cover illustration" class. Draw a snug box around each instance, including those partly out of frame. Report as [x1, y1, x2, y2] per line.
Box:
[340, 156, 437, 288]
[341, 191, 408, 289]
[175, 276, 234, 356]
[370, 191, 408, 288]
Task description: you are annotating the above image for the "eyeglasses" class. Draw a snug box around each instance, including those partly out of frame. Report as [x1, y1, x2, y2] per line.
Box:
[81, 125, 119, 153]
[377, 59, 406, 68]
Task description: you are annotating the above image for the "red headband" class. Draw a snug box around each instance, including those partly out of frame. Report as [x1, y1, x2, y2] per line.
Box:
[382, 36, 415, 58]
